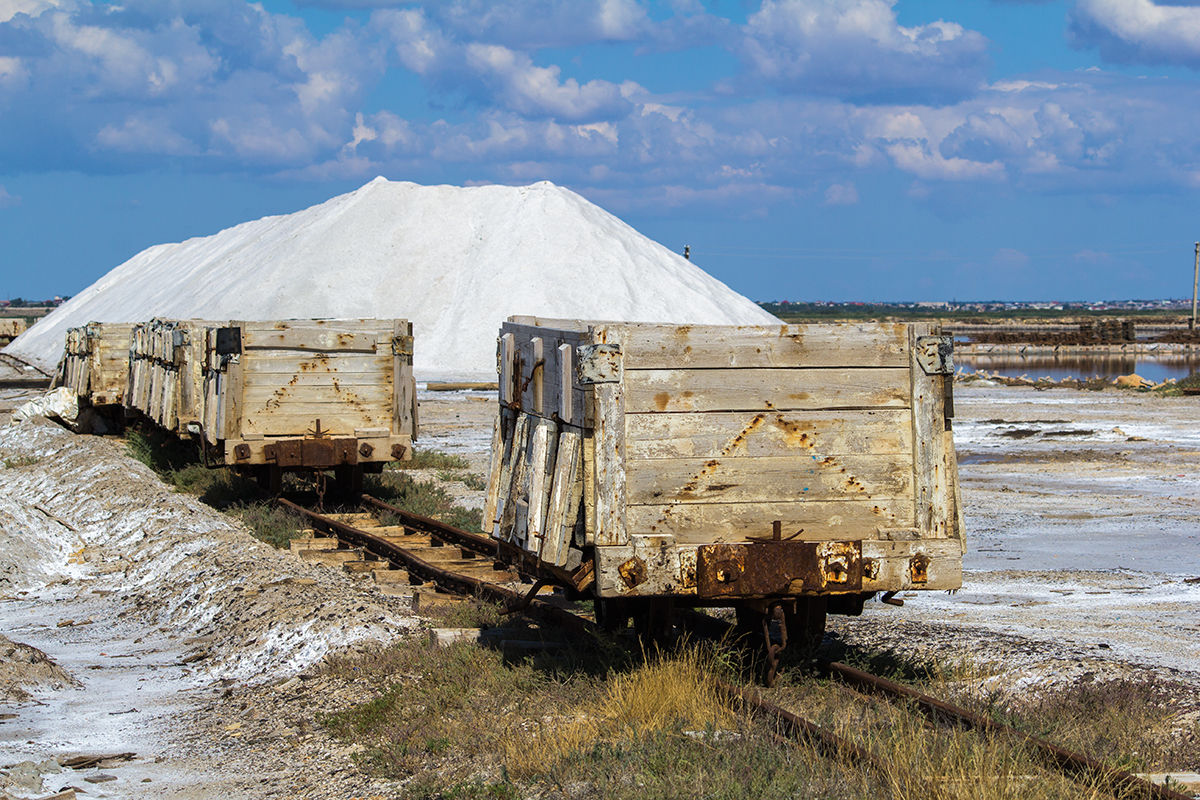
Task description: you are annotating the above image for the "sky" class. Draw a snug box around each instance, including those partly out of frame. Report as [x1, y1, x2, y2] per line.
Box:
[3, 1, 1200, 303]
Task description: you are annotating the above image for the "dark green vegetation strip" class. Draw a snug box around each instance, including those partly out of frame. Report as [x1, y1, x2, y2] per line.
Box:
[124, 427, 483, 544]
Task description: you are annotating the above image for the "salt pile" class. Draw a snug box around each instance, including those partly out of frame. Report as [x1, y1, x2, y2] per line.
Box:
[5, 178, 778, 380]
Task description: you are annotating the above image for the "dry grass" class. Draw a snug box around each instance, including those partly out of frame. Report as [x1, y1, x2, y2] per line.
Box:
[503, 646, 737, 780]
[321, 632, 1200, 800]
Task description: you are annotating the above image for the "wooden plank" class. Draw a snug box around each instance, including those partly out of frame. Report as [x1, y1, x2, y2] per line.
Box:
[593, 381, 626, 547]
[626, 499, 915, 543]
[221, 345, 245, 440]
[241, 353, 393, 375]
[496, 413, 531, 540]
[542, 427, 582, 567]
[909, 323, 949, 537]
[525, 417, 557, 556]
[499, 333, 515, 406]
[625, 409, 912, 460]
[501, 320, 594, 343]
[619, 322, 912, 369]
[240, 410, 392, 435]
[582, 428, 596, 546]
[558, 343, 573, 423]
[241, 320, 391, 352]
[394, 319, 414, 438]
[626, 453, 913, 505]
[531, 337, 544, 415]
[483, 413, 507, 531]
[623, 367, 911, 413]
[511, 330, 588, 427]
[242, 385, 393, 408]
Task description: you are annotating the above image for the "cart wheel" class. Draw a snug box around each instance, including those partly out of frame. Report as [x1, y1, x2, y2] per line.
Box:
[784, 596, 828, 655]
[256, 465, 282, 494]
[631, 598, 675, 649]
[333, 464, 363, 499]
[595, 598, 630, 632]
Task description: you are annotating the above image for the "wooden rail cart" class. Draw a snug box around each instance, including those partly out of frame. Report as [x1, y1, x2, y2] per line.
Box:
[485, 317, 964, 663]
[0, 318, 26, 347]
[54, 322, 136, 407]
[198, 318, 417, 493]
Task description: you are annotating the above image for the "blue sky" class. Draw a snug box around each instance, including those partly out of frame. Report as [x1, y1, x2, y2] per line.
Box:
[3, 0, 1200, 303]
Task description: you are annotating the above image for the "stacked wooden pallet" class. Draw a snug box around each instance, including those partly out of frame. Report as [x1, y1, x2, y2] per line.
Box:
[126, 318, 221, 433]
[55, 322, 135, 407]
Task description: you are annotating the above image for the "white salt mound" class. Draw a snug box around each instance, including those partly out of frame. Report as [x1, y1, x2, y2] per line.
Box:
[5, 178, 779, 380]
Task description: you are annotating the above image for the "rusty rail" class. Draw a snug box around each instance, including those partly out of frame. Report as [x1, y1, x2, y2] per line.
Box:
[275, 501, 1190, 800]
[276, 497, 595, 637]
[822, 660, 1192, 800]
[714, 679, 893, 774]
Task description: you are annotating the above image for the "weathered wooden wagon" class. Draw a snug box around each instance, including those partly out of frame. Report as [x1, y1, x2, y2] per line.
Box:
[54, 322, 136, 407]
[485, 317, 964, 666]
[0, 318, 25, 346]
[198, 318, 417, 492]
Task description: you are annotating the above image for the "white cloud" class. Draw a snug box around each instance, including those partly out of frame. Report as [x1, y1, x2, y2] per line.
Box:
[464, 43, 631, 121]
[96, 115, 197, 154]
[886, 140, 1005, 181]
[823, 182, 859, 204]
[0, 0, 69, 24]
[1069, 0, 1200, 67]
[412, 0, 649, 49]
[738, 0, 990, 104]
[0, 185, 19, 207]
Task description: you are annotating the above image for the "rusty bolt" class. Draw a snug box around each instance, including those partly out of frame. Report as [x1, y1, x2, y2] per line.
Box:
[909, 553, 930, 584]
[233, 443, 251, 461]
[618, 556, 648, 589]
[359, 441, 374, 458]
[391, 443, 408, 460]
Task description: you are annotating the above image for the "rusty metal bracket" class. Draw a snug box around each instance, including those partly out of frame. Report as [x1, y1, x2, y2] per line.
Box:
[915, 335, 954, 375]
[697, 540, 863, 599]
[502, 578, 551, 615]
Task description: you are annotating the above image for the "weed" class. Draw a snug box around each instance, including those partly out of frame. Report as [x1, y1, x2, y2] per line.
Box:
[437, 469, 488, 490]
[2, 455, 39, 469]
[364, 471, 482, 532]
[234, 502, 306, 549]
[387, 449, 471, 471]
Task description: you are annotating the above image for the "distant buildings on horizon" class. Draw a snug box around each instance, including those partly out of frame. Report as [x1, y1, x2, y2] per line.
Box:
[759, 299, 1194, 313]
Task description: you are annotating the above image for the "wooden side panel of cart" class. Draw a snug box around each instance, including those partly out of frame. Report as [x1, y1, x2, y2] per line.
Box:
[213, 319, 416, 466]
[56, 322, 134, 407]
[485, 319, 964, 596]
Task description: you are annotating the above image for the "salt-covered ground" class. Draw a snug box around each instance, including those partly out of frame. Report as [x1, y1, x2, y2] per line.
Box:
[1, 382, 1199, 797]
[834, 383, 1200, 687]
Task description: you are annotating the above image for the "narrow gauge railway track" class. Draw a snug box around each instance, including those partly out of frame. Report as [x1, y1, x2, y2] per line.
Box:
[280, 500, 1191, 800]
[0, 352, 52, 388]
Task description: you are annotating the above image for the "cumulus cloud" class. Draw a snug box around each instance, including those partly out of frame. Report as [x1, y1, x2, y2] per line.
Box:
[304, 0, 651, 49]
[737, 0, 991, 105]
[1069, 0, 1200, 67]
[823, 182, 859, 204]
[4, 0, 1200, 212]
[0, 1, 385, 171]
[374, 8, 634, 121]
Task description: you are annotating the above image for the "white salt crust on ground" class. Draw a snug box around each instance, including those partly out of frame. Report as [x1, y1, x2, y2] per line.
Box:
[1, 384, 1199, 797]
[3, 178, 778, 381]
[0, 418, 418, 798]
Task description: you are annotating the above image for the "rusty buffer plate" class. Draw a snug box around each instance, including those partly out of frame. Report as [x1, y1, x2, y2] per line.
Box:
[696, 540, 863, 598]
